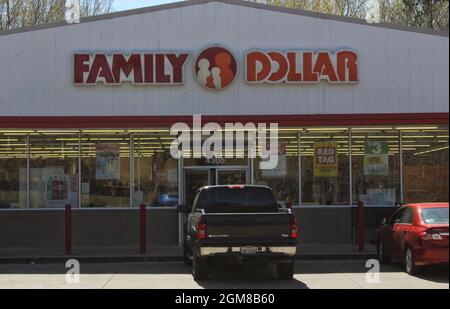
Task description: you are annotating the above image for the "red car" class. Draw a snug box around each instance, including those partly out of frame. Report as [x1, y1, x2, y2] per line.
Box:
[377, 203, 449, 275]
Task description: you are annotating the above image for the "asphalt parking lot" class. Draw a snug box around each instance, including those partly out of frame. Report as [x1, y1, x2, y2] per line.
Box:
[0, 260, 448, 289]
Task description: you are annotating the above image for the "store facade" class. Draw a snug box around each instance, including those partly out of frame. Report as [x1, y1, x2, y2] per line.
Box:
[0, 0, 448, 255]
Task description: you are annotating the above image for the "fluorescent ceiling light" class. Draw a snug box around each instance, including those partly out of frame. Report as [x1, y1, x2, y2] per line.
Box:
[414, 146, 449, 156]
[395, 126, 438, 130]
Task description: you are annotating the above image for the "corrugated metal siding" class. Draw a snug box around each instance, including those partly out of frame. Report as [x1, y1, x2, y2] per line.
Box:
[0, 2, 448, 117]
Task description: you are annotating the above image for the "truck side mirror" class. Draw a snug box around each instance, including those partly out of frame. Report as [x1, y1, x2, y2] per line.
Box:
[177, 204, 190, 213]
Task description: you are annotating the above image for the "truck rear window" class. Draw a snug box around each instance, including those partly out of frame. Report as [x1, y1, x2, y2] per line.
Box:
[196, 186, 278, 213]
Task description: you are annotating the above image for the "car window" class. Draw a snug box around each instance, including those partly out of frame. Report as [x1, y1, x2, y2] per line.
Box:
[420, 207, 449, 224]
[399, 207, 413, 224]
[389, 208, 405, 225]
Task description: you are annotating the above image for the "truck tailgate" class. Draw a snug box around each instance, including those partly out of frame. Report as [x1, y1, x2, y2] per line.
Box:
[203, 213, 294, 244]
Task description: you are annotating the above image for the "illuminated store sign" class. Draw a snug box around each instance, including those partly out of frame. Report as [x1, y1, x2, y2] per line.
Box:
[74, 46, 358, 87]
[245, 50, 358, 84]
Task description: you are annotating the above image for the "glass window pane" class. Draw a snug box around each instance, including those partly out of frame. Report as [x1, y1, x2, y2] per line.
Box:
[254, 130, 299, 206]
[133, 133, 179, 207]
[301, 129, 349, 206]
[0, 133, 27, 208]
[352, 129, 400, 206]
[30, 132, 79, 208]
[81, 131, 130, 208]
[402, 126, 449, 203]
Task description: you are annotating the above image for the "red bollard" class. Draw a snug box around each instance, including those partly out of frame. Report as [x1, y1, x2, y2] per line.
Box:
[357, 201, 365, 252]
[140, 204, 146, 254]
[65, 204, 72, 255]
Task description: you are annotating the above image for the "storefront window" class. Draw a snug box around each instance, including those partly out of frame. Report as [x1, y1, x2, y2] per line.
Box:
[402, 127, 449, 203]
[1, 125, 448, 209]
[133, 133, 178, 207]
[351, 129, 400, 206]
[81, 131, 130, 208]
[254, 130, 299, 206]
[0, 133, 27, 208]
[301, 129, 350, 206]
[29, 132, 79, 208]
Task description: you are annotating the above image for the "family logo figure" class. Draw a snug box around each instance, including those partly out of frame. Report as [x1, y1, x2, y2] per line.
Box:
[194, 46, 237, 90]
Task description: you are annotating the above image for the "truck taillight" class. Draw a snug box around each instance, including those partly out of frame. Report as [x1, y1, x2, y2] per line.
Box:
[198, 217, 207, 240]
[291, 218, 298, 239]
[228, 185, 244, 189]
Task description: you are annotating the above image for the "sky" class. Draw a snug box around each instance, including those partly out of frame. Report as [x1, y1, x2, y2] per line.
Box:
[113, 0, 184, 11]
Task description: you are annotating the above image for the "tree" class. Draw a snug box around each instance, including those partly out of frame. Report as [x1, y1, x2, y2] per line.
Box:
[248, 0, 369, 18]
[378, 0, 449, 31]
[79, 0, 112, 17]
[248, 0, 448, 31]
[0, 0, 113, 30]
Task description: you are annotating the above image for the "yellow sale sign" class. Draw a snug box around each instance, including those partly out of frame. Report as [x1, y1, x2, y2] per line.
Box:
[314, 142, 338, 177]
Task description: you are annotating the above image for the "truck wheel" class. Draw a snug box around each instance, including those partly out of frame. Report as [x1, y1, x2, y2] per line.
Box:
[183, 243, 192, 266]
[277, 262, 294, 280]
[192, 254, 208, 280]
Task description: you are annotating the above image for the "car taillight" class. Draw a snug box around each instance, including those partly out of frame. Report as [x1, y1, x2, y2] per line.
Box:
[420, 229, 443, 241]
[291, 218, 298, 239]
[198, 217, 207, 240]
[228, 185, 244, 189]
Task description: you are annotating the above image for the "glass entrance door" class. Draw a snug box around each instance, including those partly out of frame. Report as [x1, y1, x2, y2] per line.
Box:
[183, 167, 249, 206]
[184, 169, 211, 206]
[216, 169, 247, 185]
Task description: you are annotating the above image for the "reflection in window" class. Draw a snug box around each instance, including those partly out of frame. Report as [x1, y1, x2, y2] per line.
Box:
[0, 133, 27, 208]
[352, 129, 400, 206]
[133, 134, 178, 207]
[81, 132, 130, 208]
[29, 132, 79, 208]
[402, 127, 449, 203]
[301, 129, 349, 206]
[0, 125, 448, 209]
[254, 131, 299, 206]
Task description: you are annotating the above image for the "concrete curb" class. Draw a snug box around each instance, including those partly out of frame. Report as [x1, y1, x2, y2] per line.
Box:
[0, 253, 377, 264]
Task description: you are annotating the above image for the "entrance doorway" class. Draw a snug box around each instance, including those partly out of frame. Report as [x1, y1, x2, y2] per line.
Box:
[183, 166, 249, 205]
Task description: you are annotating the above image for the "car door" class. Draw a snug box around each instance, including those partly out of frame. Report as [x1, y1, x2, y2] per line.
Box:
[382, 208, 405, 258]
[392, 207, 414, 260]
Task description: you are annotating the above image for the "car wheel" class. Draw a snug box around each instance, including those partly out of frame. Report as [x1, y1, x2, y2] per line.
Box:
[183, 243, 192, 266]
[405, 247, 418, 276]
[192, 254, 208, 280]
[277, 262, 294, 280]
[377, 240, 390, 264]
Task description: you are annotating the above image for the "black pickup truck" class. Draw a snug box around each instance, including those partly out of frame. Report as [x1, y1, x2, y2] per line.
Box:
[178, 185, 297, 280]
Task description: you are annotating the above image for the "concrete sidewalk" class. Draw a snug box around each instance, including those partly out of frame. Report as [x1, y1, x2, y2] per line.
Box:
[1, 260, 448, 289]
[0, 244, 377, 263]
